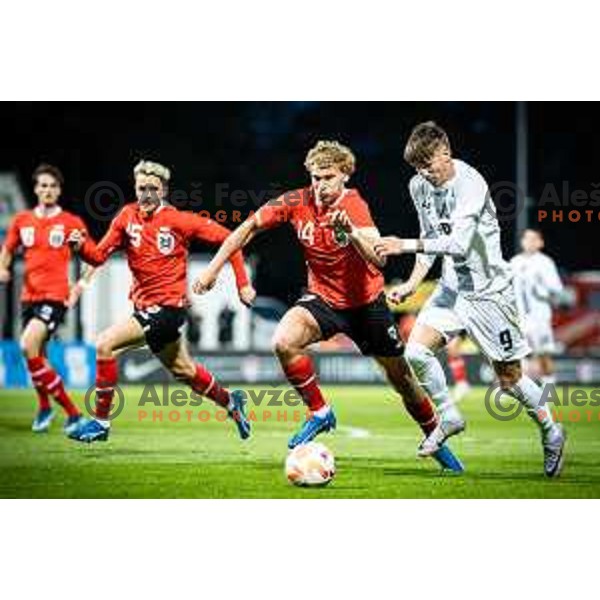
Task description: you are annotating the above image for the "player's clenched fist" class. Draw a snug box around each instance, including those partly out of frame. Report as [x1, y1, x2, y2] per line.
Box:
[192, 270, 218, 295]
[387, 282, 416, 307]
[238, 284, 257, 307]
[0, 267, 10, 283]
[67, 229, 86, 250]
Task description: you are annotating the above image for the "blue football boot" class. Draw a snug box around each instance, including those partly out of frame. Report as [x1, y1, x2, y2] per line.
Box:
[63, 414, 85, 436]
[288, 408, 337, 449]
[32, 409, 54, 433]
[68, 418, 110, 443]
[228, 389, 251, 440]
[430, 443, 465, 473]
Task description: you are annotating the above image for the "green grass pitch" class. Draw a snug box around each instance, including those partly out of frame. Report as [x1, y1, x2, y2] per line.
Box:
[1, 385, 599, 498]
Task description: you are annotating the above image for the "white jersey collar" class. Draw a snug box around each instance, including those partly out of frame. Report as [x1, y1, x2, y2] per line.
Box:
[34, 205, 62, 219]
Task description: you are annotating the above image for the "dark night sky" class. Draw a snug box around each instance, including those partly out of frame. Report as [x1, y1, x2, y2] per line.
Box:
[1, 101, 598, 305]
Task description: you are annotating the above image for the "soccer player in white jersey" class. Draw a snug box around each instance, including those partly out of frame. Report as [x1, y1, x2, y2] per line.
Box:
[374, 121, 566, 477]
[511, 229, 564, 387]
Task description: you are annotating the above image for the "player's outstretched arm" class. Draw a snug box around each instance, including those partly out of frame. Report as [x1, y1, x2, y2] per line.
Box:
[68, 217, 124, 267]
[187, 214, 256, 306]
[374, 206, 480, 259]
[192, 217, 260, 295]
[375, 171, 487, 260]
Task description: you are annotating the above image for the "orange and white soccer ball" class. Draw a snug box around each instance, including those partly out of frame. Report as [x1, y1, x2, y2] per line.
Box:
[285, 442, 336, 487]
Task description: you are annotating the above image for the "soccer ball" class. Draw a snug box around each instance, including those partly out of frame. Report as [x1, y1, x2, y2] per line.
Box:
[285, 442, 336, 487]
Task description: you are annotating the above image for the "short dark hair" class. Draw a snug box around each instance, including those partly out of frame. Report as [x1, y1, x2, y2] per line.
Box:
[32, 163, 64, 187]
[404, 121, 451, 168]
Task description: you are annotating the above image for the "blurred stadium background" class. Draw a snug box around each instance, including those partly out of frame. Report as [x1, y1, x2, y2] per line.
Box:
[1, 101, 600, 388]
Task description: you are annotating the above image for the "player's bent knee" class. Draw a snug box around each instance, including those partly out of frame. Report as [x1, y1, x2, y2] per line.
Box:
[271, 331, 295, 359]
[95, 335, 115, 358]
[493, 361, 522, 390]
[404, 342, 435, 373]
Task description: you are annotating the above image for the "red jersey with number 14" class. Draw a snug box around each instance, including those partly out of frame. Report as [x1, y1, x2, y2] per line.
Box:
[3, 206, 87, 303]
[79, 202, 250, 309]
[255, 187, 384, 309]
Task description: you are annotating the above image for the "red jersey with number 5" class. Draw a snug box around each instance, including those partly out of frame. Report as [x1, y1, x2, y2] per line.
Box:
[3, 206, 87, 303]
[255, 187, 384, 309]
[78, 202, 250, 309]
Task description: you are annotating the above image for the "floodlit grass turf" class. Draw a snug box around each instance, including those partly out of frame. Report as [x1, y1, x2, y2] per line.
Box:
[1, 385, 599, 498]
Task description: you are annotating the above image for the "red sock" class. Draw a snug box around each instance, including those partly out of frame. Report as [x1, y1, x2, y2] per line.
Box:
[191, 363, 230, 408]
[45, 370, 80, 418]
[96, 357, 118, 420]
[282, 355, 326, 412]
[26, 357, 52, 411]
[27, 357, 79, 417]
[448, 356, 467, 384]
[403, 397, 438, 435]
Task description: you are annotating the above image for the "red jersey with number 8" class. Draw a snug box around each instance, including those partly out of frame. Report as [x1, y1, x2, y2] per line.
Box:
[3, 206, 86, 303]
[255, 187, 384, 309]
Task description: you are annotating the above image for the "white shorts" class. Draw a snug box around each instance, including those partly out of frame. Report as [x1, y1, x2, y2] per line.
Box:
[522, 316, 556, 354]
[415, 284, 531, 362]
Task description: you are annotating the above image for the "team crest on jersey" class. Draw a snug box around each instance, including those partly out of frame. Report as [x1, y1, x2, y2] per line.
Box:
[19, 227, 35, 247]
[157, 228, 175, 255]
[48, 226, 65, 248]
[333, 226, 350, 247]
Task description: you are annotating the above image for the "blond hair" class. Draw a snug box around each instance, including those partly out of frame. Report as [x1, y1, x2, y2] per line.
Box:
[133, 160, 171, 183]
[304, 140, 356, 176]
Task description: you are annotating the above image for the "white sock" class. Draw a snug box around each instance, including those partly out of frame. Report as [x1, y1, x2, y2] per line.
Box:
[541, 374, 557, 387]
[406, 342, 463, 423]
[506, 375, 555, 433]
[313, 405, 331, 418]
[96, 418, 111, 429]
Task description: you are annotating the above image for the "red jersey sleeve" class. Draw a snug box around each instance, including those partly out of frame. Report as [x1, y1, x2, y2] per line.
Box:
[183, 213, 231, 244]
[345, 194, 376, 229]
[3, 213, 22, 253]
[79, 210, 126, 266]
[254, 191, 301, 229]
[71, 215, 89, 235]
[184, 213, 250, 289]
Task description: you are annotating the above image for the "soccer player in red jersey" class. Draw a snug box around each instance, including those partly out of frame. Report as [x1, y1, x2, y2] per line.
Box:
[67, 160, 256, 443]
[0, 164, 87, 434]
[193, 141, 463, 471]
